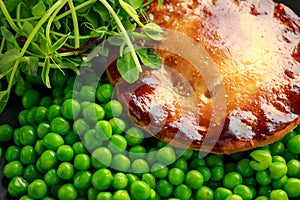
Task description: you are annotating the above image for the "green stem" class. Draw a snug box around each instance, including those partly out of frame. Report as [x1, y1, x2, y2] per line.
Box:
[16, 3, 23, 30]
[68, 0, 80, 49]
[0, 37, 5, 53]
[118, 0, 145, 28]
[0, 0, 21, 33]
[51, 31, 95, 40]
[99, 0, 142, 72]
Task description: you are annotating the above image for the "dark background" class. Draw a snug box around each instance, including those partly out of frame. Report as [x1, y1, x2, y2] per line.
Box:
[0, 0, 299, 199]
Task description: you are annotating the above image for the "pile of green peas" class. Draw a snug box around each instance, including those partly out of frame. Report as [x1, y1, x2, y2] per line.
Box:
[1, 69, 300, 200]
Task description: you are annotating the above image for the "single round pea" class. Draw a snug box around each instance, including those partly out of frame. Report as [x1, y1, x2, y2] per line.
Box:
[18, 110, 29, 125]
[197, 166, 211, 182]
[20, 145, 36, 165]
[8, 176, 28, 197]
[13, 128, 22, 146]
[128, 145, 147, 160]
[72, 141, 88, 155]
[0, 124, 13, 142]
[22, 89, 40, 109]
[287, 159, 300, 177]
[174, 184, 192, 200]
[281, 149, 298, 162]
[19, 125, 37, 145]
[236, 159, 254, 177]
[112, 190, 130, 200]
[258, 185, 272, 197]
[96, 83, 114, 102]
[269, 162, 287, 179]
[79, 85, 96, 101]
[283, 178, 300, 197]
[64, 131, 80, 146]
[47, 104, 61, 121]
[26, 107, 37, 125]
[73, 118, 90, 136]
[74, 154, 90, 170]
[61, 99, 81, 120]
[28, 179, 47, 199]
[243, 176, 257, 187]
[5, 146, 21, 162]
[37, 122, 50, 139]
[151, 163, 169, 179]
[256, 170, 272, 186]
[113, 172, 128, 189]
[167, 168, 185, 186]
[73, 170, 92, 190]
[171, 157, 188, 172]
[287, 135, 300, 154]
[111, 153, 131, 172]
[195, 186, 214, 200]
[95, 120, 112, 141]
[34, 139, 46, 156]
[19, 195, 34, 200]
[4, 161, 23, 179]
[124, 127, 144, 146]
[109, 117, 126, 134]
[51, 69, 68, 87]
[52, 96, 64, 105]
[270, 141, 285, 155]
[283, 131, 297, 144]
[84, 129, 103, 151]
[156, 179, 173, 197]
[210, 165, 225, 181]
[15, 81, 31, 97]
[108, 134, 127, 154]
[205, 154, 224, 167]
[255, 196, 269, 200]
[272, 175, 288, 189]
[249, 150, 272, 171]
[34, 106, 48, 124]
[91, 169, 113, 190]
[272, 155, 286, 163]
[270, 189, 288, 200]
[57, 162, 74, 180]
[43, 169, 60, 186]
[223, 171, 243, 190]
[156, 146, 176, 166]
[82, 103, 105, 123]
[39, 96, 52, 107]
[56, 145, 74, 161]
[225, 194, 243, 200]
[87, 187, 99, 200]
[57, 183, 78, 200]
[142, 173, 156, 189]
[43, 132, 64, 151]
[103, 100, 123, 118]
[50, 117, 70, 135]
[38, 150, 58, 171]
[91, 147, 112, 169]
[185, 169, 204, 189]
[214, 187, 232, 200]
[97, 192, 113, 200]
[233, 185, 253, 200]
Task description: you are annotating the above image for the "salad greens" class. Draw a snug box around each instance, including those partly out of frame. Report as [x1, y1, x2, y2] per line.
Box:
[0, 0, 164, 113]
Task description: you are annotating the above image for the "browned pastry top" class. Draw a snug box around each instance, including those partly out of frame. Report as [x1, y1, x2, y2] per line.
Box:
[106, 0, 300, 154]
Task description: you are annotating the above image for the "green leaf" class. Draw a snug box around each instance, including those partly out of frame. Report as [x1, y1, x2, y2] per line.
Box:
[41, 57, 51, 88]
[22, 21, 34, 38]
[0, 26, 19, 48]
[107, 34, 124, 46]
[0, 49, 20, 73]
[125, 0, 143, 9]
[50, 33, 69, 52]
[19, 2, 32, 18]
[143, 22, 164, 41]
[136, 48, 162, 69]
[117, 50, 139, 83]
[31, 1, 47, 17]
[93, 2, 110, 22]
[28, 42, 45, 56]
[3, 0, 22, 13]
[158, 0, 163, 8]
[0, 90, 9, 113]
[19, 56, 39, 75]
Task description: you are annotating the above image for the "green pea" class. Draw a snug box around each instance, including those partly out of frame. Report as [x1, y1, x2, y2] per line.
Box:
[108, 135, 127, 154]
[258, 185, 272, 197]
[112, 190, 130, 200]
[26, 72, 42, 85]
[97, 192, 113, 200]
[156, 179, 173, 197]
[103, 100, 123, 118]
[79, 85, 96, 101]
[73, 171, 92, 190]
[249, 150, 272, 171]
[185, 169, 204, 189]
[19, 195, 34, 200]
[52, 87, 64, 98]
[57, 162, 74, 180]
[214, 187, 232, 200]
[13, 128, 22, 146]
[270, 189, 288, 200]
[236, 159, 254, 177]
[39, 96, 52, 107]
[145, 148, 157, 165]
[171, 157, 188, 172]
[205, 154, 224, 167]
[254, 196, 269, 200]
[283, 178, 300, 197]
[28, 179, 47, 199]
[91, 168, 113, 190]
[51, 69, 69, 88]
[196, 166, 211, 182]
[272, 175, 287, 189]
[73, 118, 90, 136]
[4, 160, 23, 179]
[128, 145, 147, 160]
[34, 140, 46, 156]
[174, 184, 192, 200]
[43, 169, 60, 186]
[37, 122, 50, 139]
[8, 176, 28, 197]
[5, 145, 21, 162]
[64, 130, 80, 145]
[26, 107, 37, 125]
[95, 120, 112, 141]
[43, 132, 64, 151]
[109, 117, 126, 134]
[19, 125, 37, 145]
[131, 159, 150, 175]
[272, 155, 286, 163]
[190, 157, 206, 169]
[47, 104, 61, 121]
[61, 99, 81, 120]
[256, 170, 272, 185]
[224, 162, 236, 173]
[87, 187, 99, 200]
[243, 176, 257, 187]
[96, 83, 114, 102]
[223, 171, 243, 190]
[20, 145, 36, 165]
[126, 173, 140, 187]
[22, 89, 40, 109]
[210, 165, 225, 181]
[168, 168, 186, 186]
[195, 186, 214, 200]
[15, 80, 31, 97]
[124, 127, 144, 146]
[269, 162, 287, 179]
[287, 135, 300, 154]
[281, 149, 298, 162]
[156, 146, 176, 166]
[84, 129, 103, 151]
[283, 131, 297, 145]
[72, 141, 88, 155]
[233, 185, 253, 200]
[112, 172, 128, 189]
[74, 154, 90, 170]
[57, 183, 78, 200]
[50, 117, 70, 135]
[225, 194, 243, 200]
[270, 141, 285, 155]
[38, 150, 58, 171]
[287, 159, 300, 177]
[18, 110, 29, 125]
[91, 147, 112, 169]
[34, 106, 48, 124]
[151, 162, 169, 179]
[56, 145, 74, 161]
[82, 103, 105, 123]
[142, 173, 156, 189]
